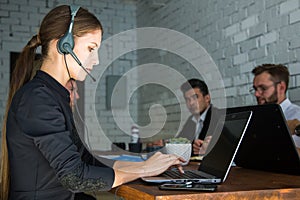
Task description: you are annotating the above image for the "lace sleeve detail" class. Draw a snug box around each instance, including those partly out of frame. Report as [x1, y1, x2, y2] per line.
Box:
[59, 164, 111, 192]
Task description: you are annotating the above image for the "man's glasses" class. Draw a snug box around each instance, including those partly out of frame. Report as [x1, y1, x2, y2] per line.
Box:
[249, 81, 281, 94]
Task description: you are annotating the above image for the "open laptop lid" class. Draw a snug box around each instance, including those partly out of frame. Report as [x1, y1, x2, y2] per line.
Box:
[198, 110, 252, 181]
[227, 104, 300, 175]
[142, 110, 252, 183]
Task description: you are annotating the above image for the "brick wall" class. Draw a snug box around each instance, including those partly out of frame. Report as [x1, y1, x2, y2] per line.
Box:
[135, 0, 300, 140]
[0, 0, 137, 150]
[1, 0, 300, 149]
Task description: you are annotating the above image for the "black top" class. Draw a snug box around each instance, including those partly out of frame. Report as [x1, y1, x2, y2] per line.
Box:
[7, 70, 115, 200]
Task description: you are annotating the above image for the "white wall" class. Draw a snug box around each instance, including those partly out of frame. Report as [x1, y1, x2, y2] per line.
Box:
[0, 0, 137, 150]
[136, 0, 300, 106]
[1, 0, 300, 149]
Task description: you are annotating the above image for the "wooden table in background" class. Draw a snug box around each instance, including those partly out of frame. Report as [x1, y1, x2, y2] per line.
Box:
[110, 162, 300, 200]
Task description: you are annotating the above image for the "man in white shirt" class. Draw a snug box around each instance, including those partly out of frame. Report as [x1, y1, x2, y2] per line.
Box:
[251, 64, 300, 147]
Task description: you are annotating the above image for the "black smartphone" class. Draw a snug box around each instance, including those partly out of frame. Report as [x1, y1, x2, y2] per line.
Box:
[159, 183, 217, 191]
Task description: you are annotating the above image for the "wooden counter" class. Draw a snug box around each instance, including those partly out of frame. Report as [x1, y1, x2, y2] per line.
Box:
[110, 162, 300, 200]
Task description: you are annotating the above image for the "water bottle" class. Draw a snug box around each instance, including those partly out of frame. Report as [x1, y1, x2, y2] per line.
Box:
[131, 125, 140, 143]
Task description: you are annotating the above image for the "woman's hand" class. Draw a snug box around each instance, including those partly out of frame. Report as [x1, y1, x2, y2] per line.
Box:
[112, 152, 184, 187]
[142, 152, 185, 177]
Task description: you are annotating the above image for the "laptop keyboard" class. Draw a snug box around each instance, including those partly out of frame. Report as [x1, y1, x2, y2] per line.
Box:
[163, 170, 202, 179]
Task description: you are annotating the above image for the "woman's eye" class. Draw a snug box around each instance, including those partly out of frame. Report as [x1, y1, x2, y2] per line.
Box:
[89, 47, 95, 52]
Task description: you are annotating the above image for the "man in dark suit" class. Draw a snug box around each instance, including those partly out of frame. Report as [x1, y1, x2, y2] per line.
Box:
[177, 79, 220, 156]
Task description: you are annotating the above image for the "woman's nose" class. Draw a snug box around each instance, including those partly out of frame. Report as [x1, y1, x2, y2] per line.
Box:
[93, 52, 99, 65]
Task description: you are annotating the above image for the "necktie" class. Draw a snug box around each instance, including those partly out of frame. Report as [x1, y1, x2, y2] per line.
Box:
[195, 119, 204, 140]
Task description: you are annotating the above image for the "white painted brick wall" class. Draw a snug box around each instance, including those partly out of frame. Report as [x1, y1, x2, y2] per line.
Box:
[290, 9, 300, 24]
[241, 14, 259, 30]
[226, 87, 238, 97]
[3, 0, 300, 148]
[136, 0, 300, 111]
[280, 0, 299, 15]
[260, 31, 277, 46]
[266, 0, 281, 8]
[233, 74, 250, 85]
[289, 63, 300, 75]
[225, 23, 240, 37]
[289, 87, 300, 104]
[233, 52, 248, 65]
[240, 61, 256, 73]
[0, 0, 137, 151]
[234, 31, 248, 43]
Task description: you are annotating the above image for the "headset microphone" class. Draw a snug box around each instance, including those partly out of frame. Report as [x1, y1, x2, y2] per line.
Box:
[57, 5, 96, 82]
[64, 45, 96, 81]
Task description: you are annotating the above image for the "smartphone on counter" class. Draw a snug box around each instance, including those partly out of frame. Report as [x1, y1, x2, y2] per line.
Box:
[159, 183, 217, 191]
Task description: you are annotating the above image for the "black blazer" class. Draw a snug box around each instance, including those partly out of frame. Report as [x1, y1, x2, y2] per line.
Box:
[177, 106, 221, 155]
[7, 71, 115, 200]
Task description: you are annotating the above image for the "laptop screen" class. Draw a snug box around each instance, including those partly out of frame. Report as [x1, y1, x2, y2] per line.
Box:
[198, 111, 252, 179]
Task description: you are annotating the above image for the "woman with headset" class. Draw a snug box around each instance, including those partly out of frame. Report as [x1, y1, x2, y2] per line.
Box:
[0, 5, 183, 200]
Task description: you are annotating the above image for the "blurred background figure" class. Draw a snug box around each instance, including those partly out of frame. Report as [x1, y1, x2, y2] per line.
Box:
[177, 78, 220, 156]
[251, 64, 300, 147]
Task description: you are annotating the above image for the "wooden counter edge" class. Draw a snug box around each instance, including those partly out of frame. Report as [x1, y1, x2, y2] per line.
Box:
[112, 185, 155, 200]
[111, 185, 300, 200]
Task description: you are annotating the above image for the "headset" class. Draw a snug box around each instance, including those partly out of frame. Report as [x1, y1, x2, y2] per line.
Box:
[57, 5, 96, 81]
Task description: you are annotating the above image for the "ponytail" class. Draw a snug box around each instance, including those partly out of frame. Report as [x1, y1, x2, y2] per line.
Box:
[10, 34, 41, 99]
[0, 35, 41, 200]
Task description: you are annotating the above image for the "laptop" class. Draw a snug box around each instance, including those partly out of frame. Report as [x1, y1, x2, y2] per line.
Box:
[142, 110, 253, 184]
[227, 104, 300, 175]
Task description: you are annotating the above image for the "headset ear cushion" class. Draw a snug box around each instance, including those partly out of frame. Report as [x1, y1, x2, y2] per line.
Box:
[57, 32, 74, 54]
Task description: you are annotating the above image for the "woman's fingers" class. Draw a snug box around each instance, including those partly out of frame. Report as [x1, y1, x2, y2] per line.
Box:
[177, 164, 185, 174]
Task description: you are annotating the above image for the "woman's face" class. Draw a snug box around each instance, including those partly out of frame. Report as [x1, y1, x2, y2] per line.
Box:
[69, 29, 102, 81]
